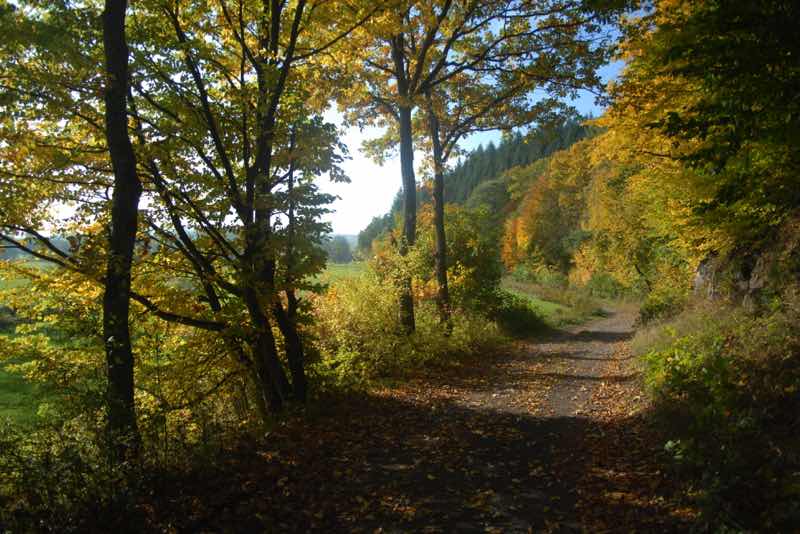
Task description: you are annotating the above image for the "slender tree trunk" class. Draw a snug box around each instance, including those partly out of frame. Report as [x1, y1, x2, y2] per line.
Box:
[424, 92, 451, 328]
[397, 103, 417, 333]
[247, 368, 270, 423]
[285, 128, 299, 323]
[286, 289, 298, 319]
[278, 151, 307, 402]
[260, 241, 307, 404]
[390, 32, 416, 333]
[101, 0, 142, 459]
[272, 302, 307, 402]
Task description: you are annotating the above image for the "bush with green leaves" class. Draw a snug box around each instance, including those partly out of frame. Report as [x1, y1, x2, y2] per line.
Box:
[638, 286, 687, 325]
[0, 417, 148, 533]
[310, 271, 503, 388]
[585, 272, 627, 299]
[412, 203, 504, 309]
[640, 295, 800, 530]
[482, 289, 548, 337]
[509, 263, 568, 289]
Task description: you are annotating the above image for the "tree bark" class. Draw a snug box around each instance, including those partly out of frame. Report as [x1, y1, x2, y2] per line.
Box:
[101, 0, 142, 459]
[278, 150, 307, 403]
[240, 0, 294, 414]
[243, 287, 291, 413]
[424, 91, 451, 328]
[392, 34, 416, 333]
[272, 301, 307, 403]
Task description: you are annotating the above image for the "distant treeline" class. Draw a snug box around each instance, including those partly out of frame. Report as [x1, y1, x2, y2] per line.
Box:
[322, 234, 357, 263]
[357, 120, 594, 252]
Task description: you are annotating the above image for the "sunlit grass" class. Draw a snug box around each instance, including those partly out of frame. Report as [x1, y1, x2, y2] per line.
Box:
[0, 357, 42, 426]
[500, 277, 605, 326]
[316, 261, 367, 285]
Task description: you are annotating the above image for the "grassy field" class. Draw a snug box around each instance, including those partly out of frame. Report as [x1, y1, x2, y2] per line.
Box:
[316, 261, 367, 284]
[0, 356, 42, 426]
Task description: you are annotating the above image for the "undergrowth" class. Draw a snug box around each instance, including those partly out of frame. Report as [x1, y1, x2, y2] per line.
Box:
[634, 294, 800, 530]
[309, 271, 545, 389]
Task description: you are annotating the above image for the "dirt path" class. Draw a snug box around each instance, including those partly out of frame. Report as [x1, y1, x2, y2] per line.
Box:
[151, 309, 693, 533]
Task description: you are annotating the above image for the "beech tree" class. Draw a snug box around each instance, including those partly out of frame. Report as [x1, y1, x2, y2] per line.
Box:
[123, 0, 384, 411]
[340, 0, 624, 327]
[101, 0, 143, 457]
[0, 0, 382, 422]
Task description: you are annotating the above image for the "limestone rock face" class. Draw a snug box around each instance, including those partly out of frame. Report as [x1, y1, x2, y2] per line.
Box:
[693, 250, 768, 306]
[692, 215, 800, 307]
[693, 251, 719, 300]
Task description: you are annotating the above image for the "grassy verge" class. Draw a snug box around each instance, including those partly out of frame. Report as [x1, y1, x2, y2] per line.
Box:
[500, 278, 606, 326]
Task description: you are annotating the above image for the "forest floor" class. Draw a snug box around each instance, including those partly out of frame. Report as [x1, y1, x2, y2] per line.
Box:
[146, 307, 698, 533]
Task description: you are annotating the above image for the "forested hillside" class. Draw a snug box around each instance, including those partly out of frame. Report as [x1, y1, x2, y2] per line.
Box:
[357, 121, 592, 252]
[1, 0, 798, 531]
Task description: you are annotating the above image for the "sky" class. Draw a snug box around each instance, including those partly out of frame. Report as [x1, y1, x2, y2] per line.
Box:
[318, 61, 624, 236]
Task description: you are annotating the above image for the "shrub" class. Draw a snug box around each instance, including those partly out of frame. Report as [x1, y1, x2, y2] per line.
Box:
[310, 271, 503, 389]
[509, 264, 537, 284]
[507, 263, 567, 288]
[531, 266, 569, 288]
[483, 289, 548, 337]
[638, 287, 686, 325]
[585, 272, 626, 299]
[639, 296, 800, 530]
[412, 204, 504, 308]
[0, 417, 148, 533]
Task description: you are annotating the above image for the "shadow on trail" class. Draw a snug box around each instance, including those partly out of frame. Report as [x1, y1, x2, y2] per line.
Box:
[532, 372, 640, 383]
[566, 330, 634, 343]
[129, 311, 687, 532]
[145, 390, 688, 533]
[552, 353, 637, 362]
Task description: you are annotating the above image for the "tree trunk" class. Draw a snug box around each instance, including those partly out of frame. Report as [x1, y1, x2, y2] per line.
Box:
[243, 288, 291, 413]
[397, 103, 417, 333]
[424, 92, 451, 328]
[391, 31, 417, 334]
[272, 302, 307, 403]
[260, 238, 307, 404]
[277, 139, 307, 403]
[101, 0, 142, 460]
